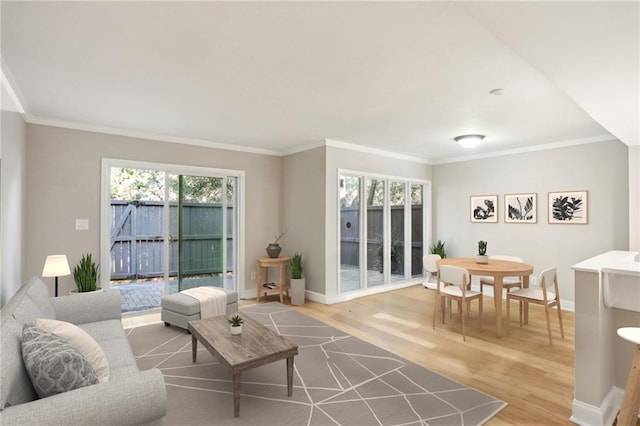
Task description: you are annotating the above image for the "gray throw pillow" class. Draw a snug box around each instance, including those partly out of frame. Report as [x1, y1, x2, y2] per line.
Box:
[21, 324, 99, 398]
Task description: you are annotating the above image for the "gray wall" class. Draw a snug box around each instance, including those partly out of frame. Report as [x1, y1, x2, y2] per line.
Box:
[324, 146, 433, 303]
[25, 124, 282, 298]
[0, 85, 27, 305]
[282, 146, 326, 294]
[433, 139, 629, 305]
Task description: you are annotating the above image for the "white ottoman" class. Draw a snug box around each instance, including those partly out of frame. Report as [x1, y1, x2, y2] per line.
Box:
[161, 288, 238, 331]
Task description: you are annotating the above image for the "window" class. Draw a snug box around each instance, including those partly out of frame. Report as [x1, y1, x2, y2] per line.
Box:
[338, 171, 430, 294]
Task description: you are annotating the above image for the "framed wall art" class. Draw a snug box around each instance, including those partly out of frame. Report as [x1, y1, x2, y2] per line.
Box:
[470, 194, 498, 223]
[548, 190, 588, 224]
[505, 193, 537, 223]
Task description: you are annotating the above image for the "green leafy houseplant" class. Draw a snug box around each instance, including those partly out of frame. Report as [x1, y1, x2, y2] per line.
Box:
[73, 253, 99, 292]
[291, 252, 303, 279]
[430, 240, 446, 259]
[478, 240, 487, 256]
[228, 314, 244, 327]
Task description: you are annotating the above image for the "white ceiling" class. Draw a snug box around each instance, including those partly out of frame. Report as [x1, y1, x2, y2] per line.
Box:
[1, 1, 638, 162]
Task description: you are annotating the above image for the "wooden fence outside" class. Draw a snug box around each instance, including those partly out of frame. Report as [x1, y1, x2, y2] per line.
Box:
[340, 205, 424, 276]
[110, 200, 233, 280]
[110, 201, 421, 280]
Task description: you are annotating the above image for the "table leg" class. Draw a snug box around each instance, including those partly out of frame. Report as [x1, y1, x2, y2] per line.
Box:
[233, 371, 241, 418]
[279, 263, 285, 304]
[191, 334, 197, 363]
[286, 356, 294, 397]
[522, 274, 530, 324]
[495, 276, 504, 338]
[256, 262, 262, 301]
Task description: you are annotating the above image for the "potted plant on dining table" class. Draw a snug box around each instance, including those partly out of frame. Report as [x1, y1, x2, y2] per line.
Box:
[476, 240, 488, 264]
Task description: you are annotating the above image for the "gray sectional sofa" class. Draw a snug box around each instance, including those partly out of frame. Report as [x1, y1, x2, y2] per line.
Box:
[0, 277, 167, 425]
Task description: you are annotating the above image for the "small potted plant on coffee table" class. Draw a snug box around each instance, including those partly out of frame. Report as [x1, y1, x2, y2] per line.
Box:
[228, 314, 245, 335]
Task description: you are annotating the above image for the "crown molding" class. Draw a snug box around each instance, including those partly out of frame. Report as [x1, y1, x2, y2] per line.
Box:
[26, 116, 283, 157]
[1, 58, 26, 115]
[431, 134, 616, 165]
[325, 139, 433, 165]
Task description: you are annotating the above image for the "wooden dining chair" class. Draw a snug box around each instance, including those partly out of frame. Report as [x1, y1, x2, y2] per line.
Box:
[479, 255, 524, 294]
[432, 265, 483, 341]
[506, 267, 564, 345]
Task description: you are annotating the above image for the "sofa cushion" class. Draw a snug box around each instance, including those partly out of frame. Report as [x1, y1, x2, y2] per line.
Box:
[34, 318, 110, 382]
[21, 325, 99, 398]
[11, 278, 55, 324]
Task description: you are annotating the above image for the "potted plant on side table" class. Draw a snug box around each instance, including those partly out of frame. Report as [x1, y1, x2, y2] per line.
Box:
[476, 240, 488, 264]
[290, 252, 305, 306]
[71, 253, 101, 294]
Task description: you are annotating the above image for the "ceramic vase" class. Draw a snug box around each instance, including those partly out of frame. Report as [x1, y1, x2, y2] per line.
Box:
[230, 324, 242, 335]
[266, 243, 282, 258]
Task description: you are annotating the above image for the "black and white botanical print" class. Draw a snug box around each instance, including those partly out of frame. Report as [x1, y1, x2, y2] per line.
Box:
[548, 191, 588, 224]
[471, 195, 498, 223]
[505, 193, 537, 223]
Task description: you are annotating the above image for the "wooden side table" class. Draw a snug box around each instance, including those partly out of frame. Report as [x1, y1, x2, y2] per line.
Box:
[256, 256, 291, 303]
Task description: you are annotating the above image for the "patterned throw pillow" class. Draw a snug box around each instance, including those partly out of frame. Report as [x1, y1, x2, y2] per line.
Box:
[34, 318, 110, 382]
[21, 325, 99, 398]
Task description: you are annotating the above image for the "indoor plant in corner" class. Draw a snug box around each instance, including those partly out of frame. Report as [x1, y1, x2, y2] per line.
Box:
[430, 240, 447, 259]
[476, 240, 488, 264]
[290, 252, 305, 306]
[72, 253, 101, 294]
[228, 314, 244, 335]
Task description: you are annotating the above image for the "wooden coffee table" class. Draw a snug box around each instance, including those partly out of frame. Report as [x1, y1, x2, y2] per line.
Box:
[188, 315, 298, 418]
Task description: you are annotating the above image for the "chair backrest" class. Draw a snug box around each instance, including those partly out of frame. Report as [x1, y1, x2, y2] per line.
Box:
[438, 265, 469, 290]
[423, 254, 441, 274]
[489, 255, 523, 263]
[538, 267, 558, 301]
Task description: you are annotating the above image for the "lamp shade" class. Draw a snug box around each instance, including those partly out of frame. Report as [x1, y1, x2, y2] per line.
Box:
[42, 255, 71, 277]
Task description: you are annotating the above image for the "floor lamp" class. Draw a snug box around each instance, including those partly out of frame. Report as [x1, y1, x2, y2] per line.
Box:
[42, 255, 71, 297]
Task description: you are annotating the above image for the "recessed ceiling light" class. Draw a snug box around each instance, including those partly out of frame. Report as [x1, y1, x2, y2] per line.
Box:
[454, 134, 485, 149]
[489, 88, 503, 96]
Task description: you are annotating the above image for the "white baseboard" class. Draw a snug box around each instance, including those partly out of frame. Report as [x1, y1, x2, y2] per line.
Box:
[570, 387, 624, 425]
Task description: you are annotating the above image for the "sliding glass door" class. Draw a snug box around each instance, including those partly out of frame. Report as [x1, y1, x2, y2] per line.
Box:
[168, 175, 237, 294]
[103, 160, 242, 313]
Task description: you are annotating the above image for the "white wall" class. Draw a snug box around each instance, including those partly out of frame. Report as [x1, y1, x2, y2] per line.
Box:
[0, 84, 26, 305]
[433, 139, 629, 307]
[25, 124, 282, 298]
[324, 146, 433, 303]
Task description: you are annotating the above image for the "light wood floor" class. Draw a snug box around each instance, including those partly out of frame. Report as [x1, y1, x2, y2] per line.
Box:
[284, 285, 575, 425]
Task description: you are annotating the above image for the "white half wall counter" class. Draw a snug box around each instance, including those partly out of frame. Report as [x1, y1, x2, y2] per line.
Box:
[571, 251, 640, 426]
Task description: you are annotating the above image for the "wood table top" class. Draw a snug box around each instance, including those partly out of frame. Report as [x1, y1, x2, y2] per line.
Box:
[437, 257, 534, 277]
[257, 256, 291, 265]
[188, 315, 298, 371]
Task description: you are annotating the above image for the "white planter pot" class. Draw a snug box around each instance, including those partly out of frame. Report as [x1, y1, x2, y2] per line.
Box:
[69, 287, 103, 295]
[290, 277, 305, 305]
[476, 255, 488, 264]
[230, 324, 242, 335]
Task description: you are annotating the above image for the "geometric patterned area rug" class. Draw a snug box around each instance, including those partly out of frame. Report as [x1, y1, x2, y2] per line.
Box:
[127, 302, 506, 426]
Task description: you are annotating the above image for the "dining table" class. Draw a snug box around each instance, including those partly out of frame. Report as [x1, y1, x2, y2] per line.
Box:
[436, 257, 534, 337]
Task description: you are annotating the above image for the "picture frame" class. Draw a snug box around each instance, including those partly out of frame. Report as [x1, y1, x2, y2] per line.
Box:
[505, 193, 537, 223]
[470, 195, 498, 223]
[548, 190, 588, 224]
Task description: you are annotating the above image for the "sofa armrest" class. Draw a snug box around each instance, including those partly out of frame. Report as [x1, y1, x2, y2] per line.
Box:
[50, 290, 122, 324]
[0, 369, 166, 425]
